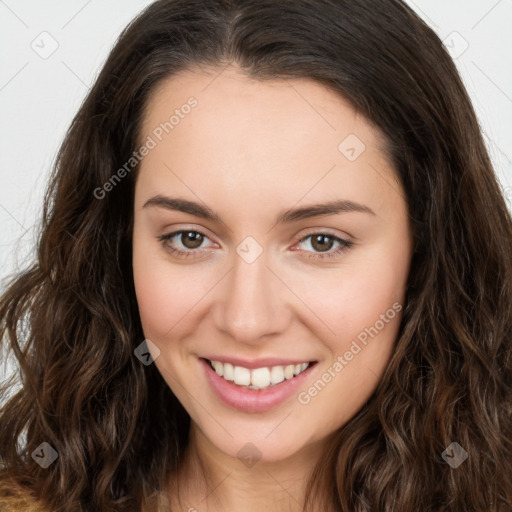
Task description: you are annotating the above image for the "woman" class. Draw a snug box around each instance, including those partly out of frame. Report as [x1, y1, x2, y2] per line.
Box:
[1, 0, 511, 511]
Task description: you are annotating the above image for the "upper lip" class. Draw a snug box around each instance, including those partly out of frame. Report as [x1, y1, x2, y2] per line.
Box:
[201, 355, 316, 369]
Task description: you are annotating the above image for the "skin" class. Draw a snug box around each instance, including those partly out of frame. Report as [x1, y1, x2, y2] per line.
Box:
[132, 64, 413, 511]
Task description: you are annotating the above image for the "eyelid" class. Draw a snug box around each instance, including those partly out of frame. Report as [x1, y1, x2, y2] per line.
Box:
[297, 226, 352, 240]
[159, 224, 217, 242]
[160, 228, 218, 248]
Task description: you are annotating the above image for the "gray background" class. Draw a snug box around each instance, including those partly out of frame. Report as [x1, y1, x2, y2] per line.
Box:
[1, 1, 511, 379]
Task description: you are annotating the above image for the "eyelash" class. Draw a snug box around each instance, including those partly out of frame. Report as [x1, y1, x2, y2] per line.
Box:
[158, 229, 353, 261]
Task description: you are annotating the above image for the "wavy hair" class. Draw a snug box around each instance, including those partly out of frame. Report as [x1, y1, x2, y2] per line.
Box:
[1, 0, 511, 510]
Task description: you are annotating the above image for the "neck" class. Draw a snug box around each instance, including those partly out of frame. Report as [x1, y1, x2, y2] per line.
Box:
[167, 423, 328, 512]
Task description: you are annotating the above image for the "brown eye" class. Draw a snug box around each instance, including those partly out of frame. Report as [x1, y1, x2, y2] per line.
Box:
[296, 232, 353, 261]
[179, 231, 204, 249]
[310, 234, 335, 252]
[158, 229, 216, 259]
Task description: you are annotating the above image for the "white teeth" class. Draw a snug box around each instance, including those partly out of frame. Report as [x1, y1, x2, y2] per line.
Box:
[270, 366, 285, 384]
[209, 359, 311, 390]
[223, 362, 234, 381]
[233, 366, 251, 386]
[212, 360, 223, 377]
[284, 364, 295, 379]
[251, 367, 270, 388]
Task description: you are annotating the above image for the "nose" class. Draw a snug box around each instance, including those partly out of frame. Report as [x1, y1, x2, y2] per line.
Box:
[213, 247, 292, 345]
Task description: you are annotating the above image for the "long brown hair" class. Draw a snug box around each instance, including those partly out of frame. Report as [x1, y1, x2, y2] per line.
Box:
[1, 0, 511, 510]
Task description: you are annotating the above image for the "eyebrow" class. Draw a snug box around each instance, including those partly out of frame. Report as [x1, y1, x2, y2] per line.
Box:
[142, 195, 376, 224]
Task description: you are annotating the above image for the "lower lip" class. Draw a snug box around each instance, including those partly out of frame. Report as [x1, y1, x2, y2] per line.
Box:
[200, 358, 316, 413]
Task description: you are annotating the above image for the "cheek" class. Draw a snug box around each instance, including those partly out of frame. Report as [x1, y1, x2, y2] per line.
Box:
[290, 247, 408, 351]
[294, 277, 404, 434]
[297, 246, 408, 422]
[336, 264, 406, 339]
[132, 237, 206, 340]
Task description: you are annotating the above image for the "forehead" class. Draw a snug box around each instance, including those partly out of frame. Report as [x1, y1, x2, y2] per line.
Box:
[140, 65, 388, 150]
[135, 65, 401, 220]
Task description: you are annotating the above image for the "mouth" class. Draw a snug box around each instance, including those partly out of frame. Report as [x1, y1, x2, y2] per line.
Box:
[200, 356, 318, 413]
[204, 358, 315, 391]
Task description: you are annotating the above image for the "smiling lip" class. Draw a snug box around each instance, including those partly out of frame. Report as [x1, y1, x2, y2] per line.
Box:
[200, 357, 317, 413]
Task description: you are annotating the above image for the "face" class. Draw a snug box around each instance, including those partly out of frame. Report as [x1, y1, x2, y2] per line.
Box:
[132, 65, 412, 463]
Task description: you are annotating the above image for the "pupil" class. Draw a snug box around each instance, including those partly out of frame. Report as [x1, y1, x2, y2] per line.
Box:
[183, 232, 203, 248]
[312, 235, 332, 252]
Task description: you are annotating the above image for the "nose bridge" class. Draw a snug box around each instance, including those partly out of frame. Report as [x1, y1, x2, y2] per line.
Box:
[214, 241, 289, 343]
